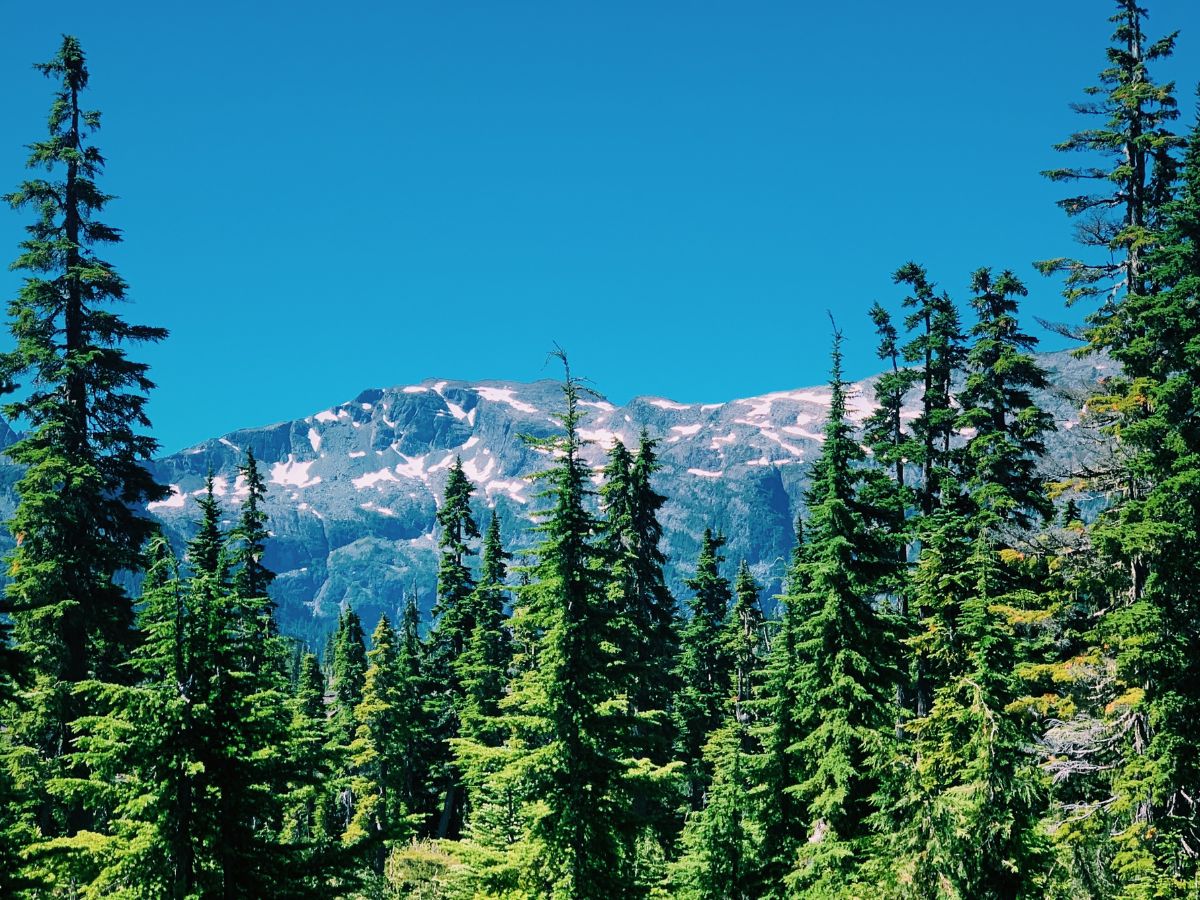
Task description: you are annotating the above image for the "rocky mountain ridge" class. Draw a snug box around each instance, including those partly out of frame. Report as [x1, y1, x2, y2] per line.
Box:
[0, 350, 1105, 647]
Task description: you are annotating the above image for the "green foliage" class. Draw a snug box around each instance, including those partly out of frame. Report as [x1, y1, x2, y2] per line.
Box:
[466, 350, 642, 899]
[426, 456, 482, 839]
[0, 35, 168, 844]
[672, 529, 733, 812]
[776, 331, 903, 896]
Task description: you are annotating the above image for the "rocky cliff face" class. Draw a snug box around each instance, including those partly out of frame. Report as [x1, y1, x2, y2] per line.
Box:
[0, 350, 1106, 647]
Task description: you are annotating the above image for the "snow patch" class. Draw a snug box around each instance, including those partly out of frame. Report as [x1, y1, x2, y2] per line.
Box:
[580, 399, 616, 412]
[148, 484, 187, 511]
[781, 425, 824, 442]
[402, 385, 428, 394]
[353, 468, 399, 490]
[314, 410, 339, 423]
[308, 427, 322, 452]
[687, 468, 723, 479]
[445, 400, 476, 425]
[349, 450, 367, 459]
[670, 423, 703, 438]
[271, 456, 321, 488]
[579, 428, 623, 448]
[647, 398, 690, 410]
[475, 386, 539, 414]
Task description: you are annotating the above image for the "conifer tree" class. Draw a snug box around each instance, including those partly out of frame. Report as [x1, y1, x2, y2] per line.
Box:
[47, 534, 204, 896]
[344, 615, 420, 869]
[750, 517, 809, 899]
[603, 433, 678, 760]
[600, 433, 679, 869]
[671, 561, 766, 900]
[673, 530, 733, 812]
[877, 270, 1055, 897]
[484, 349, 637, 898]
[0, 35, 168, 835]
[1040, 96, 1200, 893]
[456, 511, 512, 744]
[230, 449, 276, 624]
[1033, 5, 1199, 891]
[284, 652, 335, 850]
[1037, 0, 1181, 303]
[426, 456, 481, 837]
[329, 608, 368, 747]
[776, 330, 902, 895]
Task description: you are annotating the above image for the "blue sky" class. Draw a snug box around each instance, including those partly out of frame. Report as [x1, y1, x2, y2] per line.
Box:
[3, 1, 1199, 453]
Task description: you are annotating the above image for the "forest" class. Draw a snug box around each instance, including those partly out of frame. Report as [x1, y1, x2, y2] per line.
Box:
[2, 1, 1200, 897]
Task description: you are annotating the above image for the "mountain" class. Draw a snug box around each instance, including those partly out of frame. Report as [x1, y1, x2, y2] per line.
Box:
[0, 350, 1106, 647]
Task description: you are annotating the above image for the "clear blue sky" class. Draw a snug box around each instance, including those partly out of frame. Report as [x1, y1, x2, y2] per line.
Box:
[3, 1, 1199, 453]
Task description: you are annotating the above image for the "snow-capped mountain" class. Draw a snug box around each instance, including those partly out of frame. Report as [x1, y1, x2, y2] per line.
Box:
[0, 351, 1105, 647]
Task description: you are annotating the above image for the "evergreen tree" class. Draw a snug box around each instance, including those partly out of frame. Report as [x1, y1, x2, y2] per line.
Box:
[777, 330, 902, 895]
[229, 449, 276, 625]
[1041, 97, 1200, 894]
[750, 516, 810, 899]
[283, 652, 335, 850]
[670, 561, 766, 900]
[329, 608, 367, 748]
[483, 349, 638, 898]
[426, 456, 481, 838]
[877, 270, 1055, 897]
[456, 511, 512, 745]
[1033, 4, 1199, 892]
[600, 432, 679, 874]
[1037, 0, 1181, 303]
[672, 529, 733, 812]
[344, 615, 421, 869]
[0, 35, 168, 835]
[603, 433, 678, 762]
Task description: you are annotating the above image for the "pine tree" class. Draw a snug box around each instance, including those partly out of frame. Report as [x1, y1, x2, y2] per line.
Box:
[671, 561, 766, 900]
[344, 615, 421, 869]
[284, 652, 335, 850]
[329, 608, 368, 748]
[0, 35, 168, 836]
[230, 449, 276, 624]
[778, 329, 902, 895]
[426, 456, 481, 838]
[751, 516, 810, 899]
[862, 302, 921, 725]
[1032, 5, 1199, 892]
[876, 270, 1055, 897]
[600, 432, 679, 875]
[186, 477, 307, 896]
[673, 529, 733, 812]
[456, 511, 512, 745]
[484, 349, 637, 898]
[1037, 0, 1181, 304]
[1042, 98, 1200, 894]
[40, 533, 203, 896]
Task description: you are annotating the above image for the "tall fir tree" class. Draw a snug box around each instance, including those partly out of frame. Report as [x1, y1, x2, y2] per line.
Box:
[0, 35, 168, 836]
[455, 510, 512, 745]
[877, 270, 1055, 898]
[1040, 91, 1200, 895]
[343, 615, 422, 870]
[1033, 4, 1200, 893]
[672, 529, 733, 812]
[329, 608, 367, 748]
[426, 456, 481, 838]
[483, 349, 638, 898]
[1036, 0, 1181, 304]
[750, 516, 810, 900]
[775, 329, 902, 896]
[671, 561, 766, 900]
